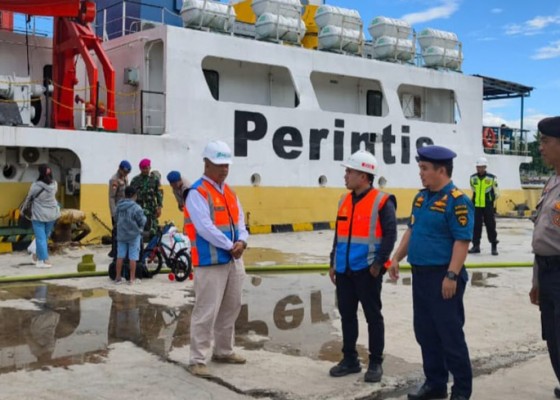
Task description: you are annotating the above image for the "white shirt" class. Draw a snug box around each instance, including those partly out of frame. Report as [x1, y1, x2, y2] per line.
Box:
[186, 175, 249, 251]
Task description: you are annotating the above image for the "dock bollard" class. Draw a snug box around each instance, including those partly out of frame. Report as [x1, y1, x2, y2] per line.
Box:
[77, 254, 96, 272]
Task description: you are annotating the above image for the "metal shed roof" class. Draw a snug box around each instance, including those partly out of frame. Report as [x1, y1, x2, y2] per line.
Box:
[473, 74, 534, 101]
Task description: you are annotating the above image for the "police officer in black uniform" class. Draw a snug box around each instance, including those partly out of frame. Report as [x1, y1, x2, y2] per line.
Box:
[389, 145, 474, 400]
[529, 116, 560, 399]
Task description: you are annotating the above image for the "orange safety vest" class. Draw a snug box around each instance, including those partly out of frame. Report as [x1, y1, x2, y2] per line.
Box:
[334, 188, 388, 273]
[183, 178, 240, 266]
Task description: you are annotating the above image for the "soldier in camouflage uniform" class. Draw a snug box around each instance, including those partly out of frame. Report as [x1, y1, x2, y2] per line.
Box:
[108, 160, 131, 257]
[130, 158, 163, 238]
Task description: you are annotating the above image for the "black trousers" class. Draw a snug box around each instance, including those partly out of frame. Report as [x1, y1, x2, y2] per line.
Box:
[537, 255, 560, 384]
[412, 266, 472, 398]
[336, 268, 384, 365]
[472, 206, 497, 247]
[110, 217, 117, 257]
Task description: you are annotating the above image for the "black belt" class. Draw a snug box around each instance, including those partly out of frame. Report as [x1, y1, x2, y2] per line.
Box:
[536, 255, 560, 268]
[411, 265, 448, 273]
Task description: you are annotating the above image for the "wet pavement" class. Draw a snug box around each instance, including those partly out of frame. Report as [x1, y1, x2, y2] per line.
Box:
[0, 267, 553, 400]
[0, 218, 555, 399]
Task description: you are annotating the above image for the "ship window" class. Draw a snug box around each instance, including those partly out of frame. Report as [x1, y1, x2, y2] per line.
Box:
[310, 72, 387, 117]
[398, 84, 458, 124]
[201, 56, 298, 108]
[366, 90, 383, 117]
[203, 69, 219, 100]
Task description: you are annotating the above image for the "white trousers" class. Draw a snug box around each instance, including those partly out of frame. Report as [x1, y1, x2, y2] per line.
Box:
[189, 259, 245, 365]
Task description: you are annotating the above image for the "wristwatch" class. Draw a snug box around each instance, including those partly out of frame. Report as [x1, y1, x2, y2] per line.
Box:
[445, 271, 458, 281]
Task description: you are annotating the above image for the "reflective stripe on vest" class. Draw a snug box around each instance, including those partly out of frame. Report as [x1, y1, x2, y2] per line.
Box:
[470, 175, 496, 208]
[334, 189, 388, 273]
[183, 179, 240, 266]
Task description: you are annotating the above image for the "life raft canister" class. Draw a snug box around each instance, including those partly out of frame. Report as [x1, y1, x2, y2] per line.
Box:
[482, 127, 497, 148]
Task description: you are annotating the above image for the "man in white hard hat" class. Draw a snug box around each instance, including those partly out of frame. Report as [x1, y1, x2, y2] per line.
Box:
[328, 150, 397, 383]
[468, 156, 499, 255]
[183, 140, 249, 377]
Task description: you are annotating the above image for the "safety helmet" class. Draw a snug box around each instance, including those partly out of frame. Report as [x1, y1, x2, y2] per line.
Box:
[476, 157, 488, 167]
[166, 170, 181, 183]
[202, 140, 233, 165]
[341, 150, 378, 174]
[119, 160, 132, 172]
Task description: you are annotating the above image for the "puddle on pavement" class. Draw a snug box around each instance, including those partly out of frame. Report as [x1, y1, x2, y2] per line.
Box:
[0, 274, 416, 377]
[244, 247, 328, 266]
[470, 271, 499, 287]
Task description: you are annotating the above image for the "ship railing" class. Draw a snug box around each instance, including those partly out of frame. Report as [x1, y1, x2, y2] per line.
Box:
[140, 90, 165, 135]
[95, 1, 181, 41]
[482, 125, 530, 156]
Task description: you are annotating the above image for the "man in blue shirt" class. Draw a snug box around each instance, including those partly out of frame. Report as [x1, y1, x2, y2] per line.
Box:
[389, 145, 474, 400]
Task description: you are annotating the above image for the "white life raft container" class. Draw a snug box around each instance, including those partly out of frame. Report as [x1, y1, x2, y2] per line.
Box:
[318, 25, 364, 54]
[417, 28, 459, 50]
[181, 0, 235, 31]
[255, 13, 306, 42]
[314, 5, 362, 31]
[373, 36, 414, 61]
[251, 0, 302, 19]
[422, 46, 462, 70]
[368, 16, 411, 39]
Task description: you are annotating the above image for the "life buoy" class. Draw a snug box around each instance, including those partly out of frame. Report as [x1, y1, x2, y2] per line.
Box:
[482, 127, 496, 148]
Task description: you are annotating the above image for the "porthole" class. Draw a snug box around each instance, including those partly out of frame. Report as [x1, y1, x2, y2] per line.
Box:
[251, 173, 261, 187]
[378, 176, 387, 189]
[318, 175, 328, 187]
[2, 164, 17, 180]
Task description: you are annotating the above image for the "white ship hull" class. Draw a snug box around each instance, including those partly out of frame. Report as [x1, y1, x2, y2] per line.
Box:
[0, 24, 531, 239]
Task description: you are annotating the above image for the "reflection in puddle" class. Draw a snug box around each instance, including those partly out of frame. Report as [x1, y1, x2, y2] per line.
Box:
[471, 271, 498, 287]
[0, 273, 417, 377]
[243, 247, 327, 266]
[384, 271, 499, 288]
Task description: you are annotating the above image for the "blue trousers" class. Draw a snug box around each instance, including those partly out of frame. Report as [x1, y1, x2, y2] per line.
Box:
[412, 267, 472, 398]
[32, 220, 55, 261]
[336, 268, 384, 365]
[537, 256, 560, 384]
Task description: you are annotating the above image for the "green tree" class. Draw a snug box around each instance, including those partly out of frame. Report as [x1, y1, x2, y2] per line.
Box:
[520, 132, 552, 177]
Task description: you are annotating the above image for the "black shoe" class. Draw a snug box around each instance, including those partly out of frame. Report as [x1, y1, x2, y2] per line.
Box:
[555, 387, 560, 399]
[450, 395, 469, 400]
[329, 359, 361, 377]
[108, 250, 116, 258]
[491, 243, 498, 256]
[408, 383, 448, 400]
[468, 246, 480, 254]
[364, 363, 383, 383]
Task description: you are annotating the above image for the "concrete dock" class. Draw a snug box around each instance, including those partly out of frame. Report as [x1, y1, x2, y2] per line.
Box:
[0, 218, 555, 399]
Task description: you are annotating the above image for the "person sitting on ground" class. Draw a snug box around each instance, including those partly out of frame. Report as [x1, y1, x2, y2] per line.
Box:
[114, 186, 147, 285]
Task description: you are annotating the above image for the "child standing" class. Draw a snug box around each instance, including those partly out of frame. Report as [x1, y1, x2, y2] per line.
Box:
[115, 186, 147, 284]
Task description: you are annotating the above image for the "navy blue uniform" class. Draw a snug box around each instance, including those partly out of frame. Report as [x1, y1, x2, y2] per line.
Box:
[408, 181, 474, 398]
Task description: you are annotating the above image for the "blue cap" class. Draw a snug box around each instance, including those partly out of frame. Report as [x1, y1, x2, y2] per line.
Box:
[166, 170, 181, 183]
[119, 160, 132, 172]
[416, 145, 457, 163]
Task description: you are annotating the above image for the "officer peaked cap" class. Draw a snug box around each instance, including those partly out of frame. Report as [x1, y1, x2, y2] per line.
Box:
[538, 116, 560, 138]
[416, 145, 457, 163]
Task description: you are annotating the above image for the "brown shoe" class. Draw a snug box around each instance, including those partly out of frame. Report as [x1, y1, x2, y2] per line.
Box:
[211, 353, 246, 364]
[187, 363, 211, 377]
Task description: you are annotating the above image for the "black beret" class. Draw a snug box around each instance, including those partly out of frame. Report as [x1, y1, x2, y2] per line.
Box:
[538, 116, 560, 138]
[125, 185, 137, 198]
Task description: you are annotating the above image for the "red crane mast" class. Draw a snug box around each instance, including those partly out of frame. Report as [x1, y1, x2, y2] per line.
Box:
[0, 0, 117, 130]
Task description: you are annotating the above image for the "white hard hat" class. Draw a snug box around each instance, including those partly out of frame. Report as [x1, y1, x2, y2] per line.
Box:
[202, 140, 233, 165]
[341, 150, 378, 174]
[476, 156, 488, 167]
